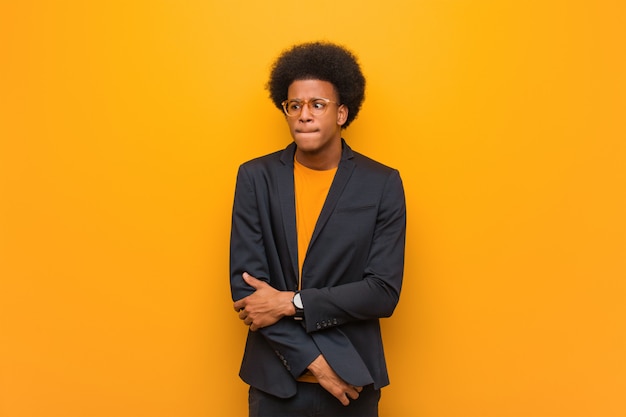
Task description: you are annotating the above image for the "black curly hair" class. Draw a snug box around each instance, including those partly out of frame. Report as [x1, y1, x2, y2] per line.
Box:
[267, 41, 366, 129]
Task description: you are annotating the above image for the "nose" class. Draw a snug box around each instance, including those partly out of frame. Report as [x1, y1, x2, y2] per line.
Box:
[298, 103, 313, 122]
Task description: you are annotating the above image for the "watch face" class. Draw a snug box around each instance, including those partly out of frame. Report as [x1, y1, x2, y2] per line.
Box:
[294, 293, 303, 309]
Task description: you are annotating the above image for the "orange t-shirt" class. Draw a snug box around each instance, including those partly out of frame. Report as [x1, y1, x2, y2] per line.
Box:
[294, 158, 337, 288]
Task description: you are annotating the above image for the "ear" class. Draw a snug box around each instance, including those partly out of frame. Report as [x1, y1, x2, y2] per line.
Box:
[337, 104, 349, 127]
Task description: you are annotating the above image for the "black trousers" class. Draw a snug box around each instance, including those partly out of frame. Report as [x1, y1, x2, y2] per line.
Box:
[248, 383, 380, 417]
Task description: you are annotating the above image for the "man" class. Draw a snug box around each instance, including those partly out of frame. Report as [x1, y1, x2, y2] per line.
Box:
[230, 41, 406, 417]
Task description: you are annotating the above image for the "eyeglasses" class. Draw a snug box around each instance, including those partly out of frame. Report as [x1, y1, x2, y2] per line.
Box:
[280, 97, 340, 117]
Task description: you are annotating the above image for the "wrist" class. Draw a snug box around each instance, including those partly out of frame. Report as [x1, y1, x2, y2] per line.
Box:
[307, 354, 326, 374]
[283, 291, 296, 317]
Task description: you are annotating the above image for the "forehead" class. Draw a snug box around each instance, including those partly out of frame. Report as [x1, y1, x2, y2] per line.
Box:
[287, 79, 337, 100]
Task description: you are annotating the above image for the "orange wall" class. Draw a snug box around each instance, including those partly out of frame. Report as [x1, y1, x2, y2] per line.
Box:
[1, 2, 625, 416]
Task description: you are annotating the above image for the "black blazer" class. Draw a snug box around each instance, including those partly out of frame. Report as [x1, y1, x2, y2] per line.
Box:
[230, 140, 406, 398]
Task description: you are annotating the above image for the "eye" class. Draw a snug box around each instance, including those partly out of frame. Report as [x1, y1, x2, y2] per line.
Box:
[311, 99, 327, 110]
[288, 101, 302, 111]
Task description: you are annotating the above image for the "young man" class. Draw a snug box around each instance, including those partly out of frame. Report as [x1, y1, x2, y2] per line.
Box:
[230, 42, 406, 417]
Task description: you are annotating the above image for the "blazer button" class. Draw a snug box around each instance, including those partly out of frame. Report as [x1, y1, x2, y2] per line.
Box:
[316, 323, 321, 329]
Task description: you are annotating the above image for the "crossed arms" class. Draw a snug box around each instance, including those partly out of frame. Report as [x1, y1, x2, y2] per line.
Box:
[234, 272, 362, 405]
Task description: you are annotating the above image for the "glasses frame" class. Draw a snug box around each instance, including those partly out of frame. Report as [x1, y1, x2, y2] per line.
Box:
[280, 97, 340, 118]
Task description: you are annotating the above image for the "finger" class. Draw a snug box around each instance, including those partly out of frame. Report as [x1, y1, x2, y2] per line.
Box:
[238, 310, 247, 320]
[346, 388, 360, 401]
[355, 386, 363, 393]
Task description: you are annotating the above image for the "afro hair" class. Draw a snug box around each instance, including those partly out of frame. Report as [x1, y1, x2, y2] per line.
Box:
[267, 41, 366, 129]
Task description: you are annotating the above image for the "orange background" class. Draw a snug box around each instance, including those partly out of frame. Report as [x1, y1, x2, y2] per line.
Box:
[1, 1, 625, 416]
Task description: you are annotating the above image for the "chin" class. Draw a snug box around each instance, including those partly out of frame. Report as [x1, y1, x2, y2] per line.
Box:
[295, 145, 322, 155]
[294, 137, 321, 150]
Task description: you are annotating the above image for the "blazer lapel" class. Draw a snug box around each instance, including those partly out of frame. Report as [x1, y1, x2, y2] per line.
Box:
[278, 143, 299, 283]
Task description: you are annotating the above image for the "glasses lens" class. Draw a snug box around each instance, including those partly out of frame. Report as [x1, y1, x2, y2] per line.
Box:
[309, 99, 328, 115]
[283, 100, 301, 117]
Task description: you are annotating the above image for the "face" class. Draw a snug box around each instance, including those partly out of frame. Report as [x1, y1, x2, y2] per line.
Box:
[285, 79, 348, 160]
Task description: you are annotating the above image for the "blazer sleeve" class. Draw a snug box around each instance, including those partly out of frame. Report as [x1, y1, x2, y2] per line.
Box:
[230, 164, 320, 379]
[300, 169, 406, 333]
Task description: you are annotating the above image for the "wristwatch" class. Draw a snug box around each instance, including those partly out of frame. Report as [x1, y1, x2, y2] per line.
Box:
[292, 291, 304, 320]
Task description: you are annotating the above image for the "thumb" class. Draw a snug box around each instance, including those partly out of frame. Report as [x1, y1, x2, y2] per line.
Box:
[242, 272, 264, 289]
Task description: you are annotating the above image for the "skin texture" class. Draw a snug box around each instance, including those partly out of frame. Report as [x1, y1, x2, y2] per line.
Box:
[233, 79, 360, 406]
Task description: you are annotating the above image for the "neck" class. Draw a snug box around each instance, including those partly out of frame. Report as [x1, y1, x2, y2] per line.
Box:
[295, 144, 341, 170]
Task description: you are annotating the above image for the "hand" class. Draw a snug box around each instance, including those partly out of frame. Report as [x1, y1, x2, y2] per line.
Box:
[233, 272, 295, 331]
[307, 354, 363, 406]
